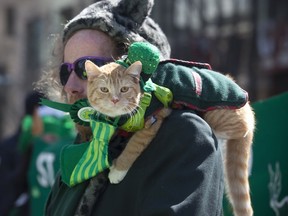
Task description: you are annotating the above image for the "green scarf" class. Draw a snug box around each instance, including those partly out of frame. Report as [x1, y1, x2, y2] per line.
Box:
[41, 81, 173, 187]
[68, 121, 115, 186]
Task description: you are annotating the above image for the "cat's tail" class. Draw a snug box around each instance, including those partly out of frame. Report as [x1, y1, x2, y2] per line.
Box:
[225, 131, 254, 216]
[204, 103, 255, 216]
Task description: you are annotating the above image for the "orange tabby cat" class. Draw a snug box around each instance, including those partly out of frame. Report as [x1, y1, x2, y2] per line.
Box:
[85, 60, 171, 184]
[85, 60, 255, 216]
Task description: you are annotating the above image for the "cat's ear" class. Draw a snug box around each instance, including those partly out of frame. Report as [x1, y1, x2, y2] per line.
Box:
[126, 61, 142, 79]
[85, 60, 101, 79]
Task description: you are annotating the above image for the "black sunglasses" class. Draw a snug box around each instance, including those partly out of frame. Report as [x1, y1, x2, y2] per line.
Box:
[60, 56, 113, 86]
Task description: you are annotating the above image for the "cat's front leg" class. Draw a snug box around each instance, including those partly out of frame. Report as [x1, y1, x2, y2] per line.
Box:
[108, 164, 128, 184]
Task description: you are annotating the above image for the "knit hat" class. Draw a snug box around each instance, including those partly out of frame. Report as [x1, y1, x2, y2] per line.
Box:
[63, 0, 171, 59]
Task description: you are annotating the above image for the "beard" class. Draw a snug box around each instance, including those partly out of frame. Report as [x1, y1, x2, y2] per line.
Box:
[75, 124, 93, 143]
[65, 92, 92, 141]
[67, 94, 86, 104]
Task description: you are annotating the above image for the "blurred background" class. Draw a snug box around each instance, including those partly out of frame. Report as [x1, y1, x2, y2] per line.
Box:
[0, 0, 288, 215]
[0, 0, 288, 140]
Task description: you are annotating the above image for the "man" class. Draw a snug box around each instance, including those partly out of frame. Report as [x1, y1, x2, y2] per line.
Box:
[37, 0, 225, 215]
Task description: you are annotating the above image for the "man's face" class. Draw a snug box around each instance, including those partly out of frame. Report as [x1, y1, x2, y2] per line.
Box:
[63, 29, 116, 104]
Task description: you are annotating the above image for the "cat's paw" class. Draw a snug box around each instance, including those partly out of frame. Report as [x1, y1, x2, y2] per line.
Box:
[108, 166, 128, 184]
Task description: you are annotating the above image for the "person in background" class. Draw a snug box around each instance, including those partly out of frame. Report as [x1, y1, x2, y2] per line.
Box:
[0, 127, 25, 216]
[18, 91, 76, 216]
[0, 91, 75, 216]
[36, 0, 224, 215]
[0, 91, 42, 216]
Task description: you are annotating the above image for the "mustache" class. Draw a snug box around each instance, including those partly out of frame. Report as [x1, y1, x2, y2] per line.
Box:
[68, 95, 87, 104]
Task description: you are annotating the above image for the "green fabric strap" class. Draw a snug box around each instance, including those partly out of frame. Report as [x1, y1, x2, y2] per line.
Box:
[40, 98, 71, 112]
[143, 78, 173, 107]
[120, 92, 152, 132]
[68, 121, 116, 187]
[152, 83, 173, 108]
[120, 79, 172, 132]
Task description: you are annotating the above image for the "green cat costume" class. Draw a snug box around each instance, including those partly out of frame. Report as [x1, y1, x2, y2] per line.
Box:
[41, 42, 247, 187]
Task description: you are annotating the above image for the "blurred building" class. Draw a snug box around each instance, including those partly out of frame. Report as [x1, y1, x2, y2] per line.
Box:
[153, 0, 288, 100]
[0, 0, 94, 139]
[0, 0, 288, 139]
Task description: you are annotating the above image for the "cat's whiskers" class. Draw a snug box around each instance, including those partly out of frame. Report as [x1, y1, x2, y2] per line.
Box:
[124, 102, 144, 126]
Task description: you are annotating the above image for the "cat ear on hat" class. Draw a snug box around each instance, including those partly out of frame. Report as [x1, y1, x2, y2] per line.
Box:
[114, 0, 154, 26]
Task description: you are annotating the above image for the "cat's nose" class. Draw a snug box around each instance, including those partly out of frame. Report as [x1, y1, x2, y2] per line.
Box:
[111, 98, 119, 104]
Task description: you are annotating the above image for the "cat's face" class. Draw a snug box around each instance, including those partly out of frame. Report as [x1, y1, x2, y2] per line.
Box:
[85, 61, 142, 117]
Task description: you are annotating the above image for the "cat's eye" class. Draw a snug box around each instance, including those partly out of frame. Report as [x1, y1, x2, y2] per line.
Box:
[100, 87, 109, 93]
[120, 87, 129, 93]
